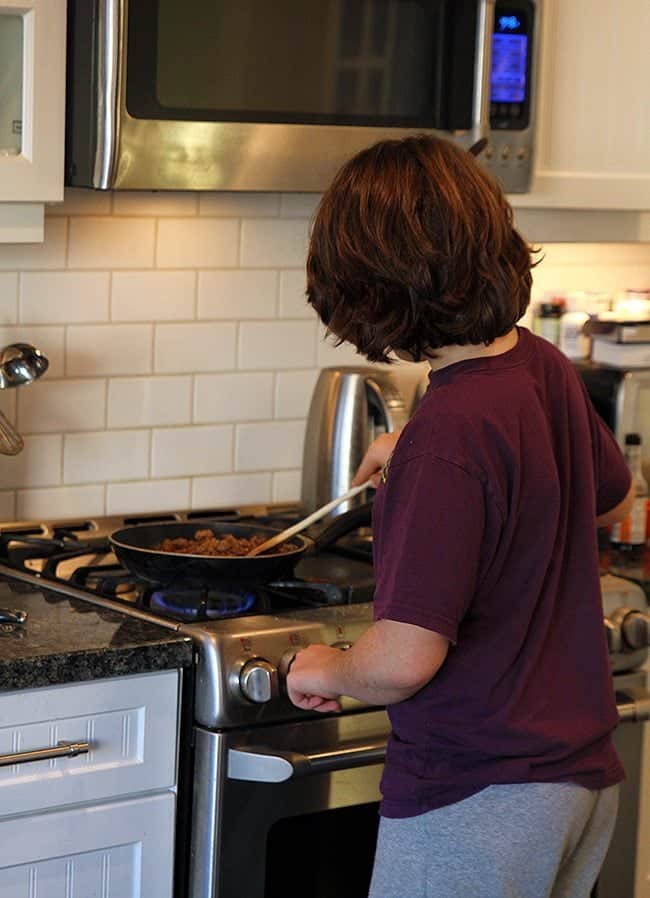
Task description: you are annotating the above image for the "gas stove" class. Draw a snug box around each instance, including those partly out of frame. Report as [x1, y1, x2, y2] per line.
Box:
[0, 504, 378, 726]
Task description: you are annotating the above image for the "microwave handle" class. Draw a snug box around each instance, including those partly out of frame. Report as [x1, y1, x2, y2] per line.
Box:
[473, 0, 496, 139]
[227, 737, 387, 783]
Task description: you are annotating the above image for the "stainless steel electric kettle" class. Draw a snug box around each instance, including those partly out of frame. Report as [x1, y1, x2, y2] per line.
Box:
[301, 367, 409, 517]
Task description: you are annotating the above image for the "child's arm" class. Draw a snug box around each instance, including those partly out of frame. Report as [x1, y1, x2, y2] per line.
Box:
[286, 619, 449, 710]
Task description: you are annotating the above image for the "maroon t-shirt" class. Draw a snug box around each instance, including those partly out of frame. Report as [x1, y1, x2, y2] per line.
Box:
[372, 327, 630, 818]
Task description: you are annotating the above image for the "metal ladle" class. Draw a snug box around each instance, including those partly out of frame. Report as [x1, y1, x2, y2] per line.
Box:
[0, 343, 49, 455]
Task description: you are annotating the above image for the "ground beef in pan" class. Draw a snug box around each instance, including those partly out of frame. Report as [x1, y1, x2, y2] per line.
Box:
[154, 529, 297, 556]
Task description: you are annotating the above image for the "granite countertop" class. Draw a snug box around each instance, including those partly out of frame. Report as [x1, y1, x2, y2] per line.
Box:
[0, 574, 193, 692]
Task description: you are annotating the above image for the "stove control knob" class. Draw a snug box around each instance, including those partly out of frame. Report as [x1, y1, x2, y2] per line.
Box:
[604, 618, 622, 654]
[239, 659, 279, 704]
[622, 611, 650, 650]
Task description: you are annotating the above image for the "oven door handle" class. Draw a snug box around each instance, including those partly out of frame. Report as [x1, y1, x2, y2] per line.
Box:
[227, 737, 388, 783]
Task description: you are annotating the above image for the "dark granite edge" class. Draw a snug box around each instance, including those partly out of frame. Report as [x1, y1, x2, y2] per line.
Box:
[0, 639, 194, 692]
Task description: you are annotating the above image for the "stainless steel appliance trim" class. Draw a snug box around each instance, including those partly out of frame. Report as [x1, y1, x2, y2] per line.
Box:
[93, 0, 122, 188]
[227, 736, 388, 783]
[472, 0, 495, 138]
[189, 727, 228, 898]
[0, 739, 90, 767]
[616, 686, 650, 724]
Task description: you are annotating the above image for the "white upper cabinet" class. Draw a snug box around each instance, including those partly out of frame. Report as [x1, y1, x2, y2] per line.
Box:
[0, 0, 66, 241]
[514, 0, 650, 210]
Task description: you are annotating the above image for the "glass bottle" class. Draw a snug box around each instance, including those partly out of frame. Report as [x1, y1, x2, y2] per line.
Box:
[610, 433, 648, 559]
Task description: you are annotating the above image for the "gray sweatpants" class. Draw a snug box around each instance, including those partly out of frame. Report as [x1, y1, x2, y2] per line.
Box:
[368, 783, 619, 898]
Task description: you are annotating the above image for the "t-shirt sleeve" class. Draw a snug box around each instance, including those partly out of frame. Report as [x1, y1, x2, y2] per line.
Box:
[582, 392, 631, 516]
[372, 452, 486, 645]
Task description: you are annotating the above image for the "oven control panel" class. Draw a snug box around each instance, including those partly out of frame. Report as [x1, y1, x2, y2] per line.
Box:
[188, 603, 375, 728]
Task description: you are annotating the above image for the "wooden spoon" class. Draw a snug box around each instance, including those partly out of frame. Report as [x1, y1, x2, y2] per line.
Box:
[246, 480, 374, 557]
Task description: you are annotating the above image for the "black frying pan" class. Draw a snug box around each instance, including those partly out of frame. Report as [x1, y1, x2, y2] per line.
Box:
[110, 503, 372, 586]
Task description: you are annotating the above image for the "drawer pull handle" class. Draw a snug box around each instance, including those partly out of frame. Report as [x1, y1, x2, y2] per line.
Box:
[0, 740, 90, 767]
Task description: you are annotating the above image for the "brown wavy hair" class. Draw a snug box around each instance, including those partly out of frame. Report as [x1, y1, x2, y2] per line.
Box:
[306, 135, 538, 363]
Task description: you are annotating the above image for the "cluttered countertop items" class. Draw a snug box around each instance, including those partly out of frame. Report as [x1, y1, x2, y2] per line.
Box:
[0, 574, 192, 692]
[532, 287, 650, 366]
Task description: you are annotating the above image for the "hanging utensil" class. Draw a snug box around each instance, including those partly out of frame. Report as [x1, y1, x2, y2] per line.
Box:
[0, 411, 23, 455]
[0, 343, 49, 389]
[0, 342, 49, 455]
[246, 480, 374, 557]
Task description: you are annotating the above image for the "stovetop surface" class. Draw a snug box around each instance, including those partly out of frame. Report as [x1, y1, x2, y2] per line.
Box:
[0, 504, 375, 625]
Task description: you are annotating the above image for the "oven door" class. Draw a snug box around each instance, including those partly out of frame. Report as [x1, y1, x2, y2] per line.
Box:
[189, 709, 390, 898]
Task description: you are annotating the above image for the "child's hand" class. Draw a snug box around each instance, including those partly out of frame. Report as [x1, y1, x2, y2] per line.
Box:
[351, 430, 402, 487]
[286, 645, 343, 713]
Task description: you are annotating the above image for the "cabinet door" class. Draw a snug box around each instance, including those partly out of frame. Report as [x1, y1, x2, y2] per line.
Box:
[0, 0, 66, 202]
[515, 0, 650, 210]
[0, 792, 176, 898]
[0, 0, 65, 241]
[0, 670, 180, 817]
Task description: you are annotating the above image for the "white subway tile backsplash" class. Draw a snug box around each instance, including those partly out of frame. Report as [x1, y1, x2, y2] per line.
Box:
[17, 379, 106, 433]
[280, 194, 320, 219]
[68, 218, 156, 269]
[108, 376, 192, 428]
[191, 472, 272, 509]
[272, 470, 301, 503]
[48, 189, 112, 217]
[106, 478, 191, 515]
[199, 193, 281, 218]
[316, 324, 365, 367]
[0, 273, 18, 323]
[275, 370, 319, 419]
[67, 324, 153, 376]
[17, 485, 105, 520]
[152, 425, 233, 478]
[240, 219, 309, 268]
[194, 372, 273, 423]
[278, 270, 311, 318]
[155, 322, 236, 373]
[64, 430, 150, 484]
[113, 192, 199, 217]
[156, 219, 239, 268]
[239, 320, 317, 370]
[20, 272, 110, 323]
[0, 218, 67, 271]
[0, 435, 63, 489]
[0, 491, 15, 519]
[111, 271, 196, 321]
[198, 270, 277, 319]
[0, 325, 65, 377]
[235, 420, 304, 471]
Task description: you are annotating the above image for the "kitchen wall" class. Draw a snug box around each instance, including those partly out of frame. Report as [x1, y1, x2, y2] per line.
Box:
[0, 189, 648, 522]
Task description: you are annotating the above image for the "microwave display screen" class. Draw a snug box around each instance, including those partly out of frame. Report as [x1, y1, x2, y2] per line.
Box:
[127, 0, 481, 130]
[490, 3, 532, 129]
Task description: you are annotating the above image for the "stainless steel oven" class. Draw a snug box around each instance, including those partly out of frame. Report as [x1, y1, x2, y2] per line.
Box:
[193, 710, 389, 898]
[65, 0, 541, 193]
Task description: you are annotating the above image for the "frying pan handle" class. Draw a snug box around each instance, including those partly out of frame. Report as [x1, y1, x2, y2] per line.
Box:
[312, 501, 373, 553]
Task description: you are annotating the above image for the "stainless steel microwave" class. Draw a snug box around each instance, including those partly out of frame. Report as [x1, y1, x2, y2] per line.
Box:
[65, 0, 540, 193]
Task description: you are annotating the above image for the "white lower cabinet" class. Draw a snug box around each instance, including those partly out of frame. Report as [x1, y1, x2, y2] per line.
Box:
[0, 792, 175, 898]
[0, 670, 181, 898]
